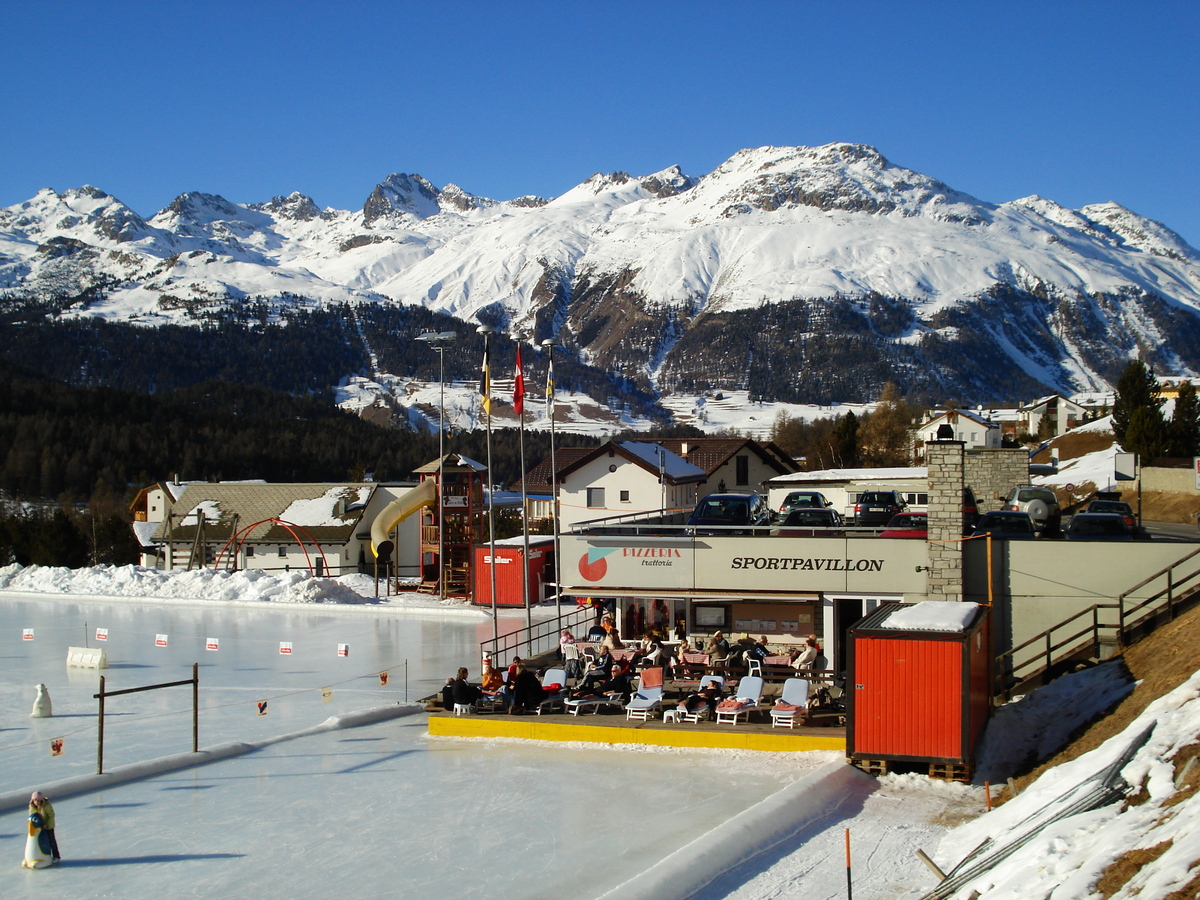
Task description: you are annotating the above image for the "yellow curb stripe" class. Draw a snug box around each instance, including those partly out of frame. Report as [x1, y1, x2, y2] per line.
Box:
[427, 715, 844, 753]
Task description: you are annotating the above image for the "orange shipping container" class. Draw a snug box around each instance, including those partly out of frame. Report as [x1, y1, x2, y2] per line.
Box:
[848, 602, 991, 766]
[472, 537, 554, 607]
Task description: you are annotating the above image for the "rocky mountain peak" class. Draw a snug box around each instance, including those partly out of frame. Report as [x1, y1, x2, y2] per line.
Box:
[362, 173, 441, 226]
[162, 192, 243, 221]
[438, 183, 497, 214]
[250, 192, 322, 221]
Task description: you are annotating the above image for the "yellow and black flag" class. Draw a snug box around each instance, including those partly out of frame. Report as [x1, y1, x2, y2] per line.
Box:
[479, 332, 492, 415]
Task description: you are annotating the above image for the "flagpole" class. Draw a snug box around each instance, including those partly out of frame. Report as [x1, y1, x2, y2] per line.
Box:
[478, 324, 499, 646]
[513, 334, 532, 652]
[541, 337, 561, 636]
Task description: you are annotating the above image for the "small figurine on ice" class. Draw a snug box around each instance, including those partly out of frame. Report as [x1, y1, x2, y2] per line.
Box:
[22, 792, 60, 867]
[30, 684, 52, 718]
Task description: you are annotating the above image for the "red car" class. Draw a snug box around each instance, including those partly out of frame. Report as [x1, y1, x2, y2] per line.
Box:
[879, 512, 928, 539]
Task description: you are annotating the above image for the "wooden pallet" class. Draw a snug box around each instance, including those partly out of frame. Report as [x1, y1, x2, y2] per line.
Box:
[850, 758, 889, 777]
[928, 761, 972, 783]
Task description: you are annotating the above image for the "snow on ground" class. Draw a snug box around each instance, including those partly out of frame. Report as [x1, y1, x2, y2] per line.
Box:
[1, 565, 1197, 899]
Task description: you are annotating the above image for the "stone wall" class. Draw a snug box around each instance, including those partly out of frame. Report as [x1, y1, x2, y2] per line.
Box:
[925, 442, 964, 602]
[965, 448, 1030, 513]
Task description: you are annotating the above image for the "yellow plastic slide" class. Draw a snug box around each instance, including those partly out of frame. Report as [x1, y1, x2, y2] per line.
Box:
[370, 479, 437, 559]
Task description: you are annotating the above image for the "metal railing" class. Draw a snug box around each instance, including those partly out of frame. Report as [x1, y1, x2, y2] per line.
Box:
[479, 603, 594, 666]
[996, 546, 1200, 698]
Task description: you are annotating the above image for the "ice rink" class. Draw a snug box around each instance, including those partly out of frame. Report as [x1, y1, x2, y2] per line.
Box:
[1, 594, 833, 899]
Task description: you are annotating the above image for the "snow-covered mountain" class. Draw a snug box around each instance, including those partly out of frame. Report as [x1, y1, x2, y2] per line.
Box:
[3, 143, 1199, 405]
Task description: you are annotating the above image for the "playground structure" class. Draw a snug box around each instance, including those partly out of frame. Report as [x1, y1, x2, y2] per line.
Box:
[411, 454, 487, 599]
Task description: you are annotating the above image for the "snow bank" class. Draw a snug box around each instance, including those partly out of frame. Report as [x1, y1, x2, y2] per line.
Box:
[933, 667, 1200, 899]
[0, 563, 488, 616]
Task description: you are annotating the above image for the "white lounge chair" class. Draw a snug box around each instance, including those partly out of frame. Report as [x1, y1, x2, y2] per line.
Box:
[625, 685, 664, 721]
[535, 668, 570, 715]
[715, 675, 764, 725]
[769, 677, 811, 729]
[564, 693, 624, 716]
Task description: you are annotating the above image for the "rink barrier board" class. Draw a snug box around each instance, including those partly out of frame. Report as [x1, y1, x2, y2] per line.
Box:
[426, 714, 845, 752]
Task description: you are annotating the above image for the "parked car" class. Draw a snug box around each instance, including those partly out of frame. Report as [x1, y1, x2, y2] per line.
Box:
[852, 490, 907, 527]
[1003, 485, 1062, 533]
[971, 511, 1037, 539]
[774, 507, 846, 536]
[1066, 512, 1135, 542]
[776, 490, 834, 519]
[879, 512, 928, 539]
[686, 492, 772, 535]
[1085, 499, 1137, 533]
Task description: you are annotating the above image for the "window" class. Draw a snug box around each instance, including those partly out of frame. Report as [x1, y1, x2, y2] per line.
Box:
[619, 490, 630, 502]
[246, 546, 255, 557]
[278, 546, 287, 558]
[735, 455, 749, 486]
[587, 488, 605, 508]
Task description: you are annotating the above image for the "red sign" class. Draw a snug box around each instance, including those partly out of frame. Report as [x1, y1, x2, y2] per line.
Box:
[155, 634, 168, 647]
[279, 642, 293, 655]
[205, 638, 220, 652]
[337, 644, 349, 657]
[49, 738, 64, 757]
[96, 628, 108, 641]
[22, 628, 33, 641]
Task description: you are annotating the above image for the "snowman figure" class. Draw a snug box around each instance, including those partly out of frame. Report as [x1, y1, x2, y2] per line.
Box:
[30, 684, 52, 718]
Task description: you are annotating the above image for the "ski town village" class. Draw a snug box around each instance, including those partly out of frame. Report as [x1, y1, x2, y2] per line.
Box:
[128, 409, 1200, 780]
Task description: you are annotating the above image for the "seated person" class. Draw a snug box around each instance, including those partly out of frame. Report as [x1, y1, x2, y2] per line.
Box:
[509, 663, 544, 714]
[576, 649, 613, 695]
[586, 621, 607, 641]
[678, 680, 723, 717]
[450, 667, 482, 708]
[746, 636, 771, 663]
[500, 656, 522, 709]
[441, 677, 455, 713]
[640, 638, 665, 668]
[791, 638, 819, 671]
[704, 631, 730, 660]
[480, 657, 503, 692]
[669, 639, 692, 677]
[571, 665, 632, 703]
[600, 624, 624, 653]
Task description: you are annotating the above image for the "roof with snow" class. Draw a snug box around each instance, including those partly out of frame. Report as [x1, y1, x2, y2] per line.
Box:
[625, 437, 800, 478]
[558, 441, 706, 484]
[152, 483, 378, 544]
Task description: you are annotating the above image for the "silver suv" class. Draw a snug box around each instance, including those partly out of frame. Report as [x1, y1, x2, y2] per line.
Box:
[1003, 485, 1061, 533]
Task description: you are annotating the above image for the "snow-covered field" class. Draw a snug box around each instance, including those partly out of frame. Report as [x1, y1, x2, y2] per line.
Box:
[2, 565, 1198, 899]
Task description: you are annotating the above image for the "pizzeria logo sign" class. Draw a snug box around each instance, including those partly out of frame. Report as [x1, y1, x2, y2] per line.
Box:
[579, 546, 684, 581]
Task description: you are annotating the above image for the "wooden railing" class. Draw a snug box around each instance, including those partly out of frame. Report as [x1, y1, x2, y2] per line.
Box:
[995, 546, 1200, 699]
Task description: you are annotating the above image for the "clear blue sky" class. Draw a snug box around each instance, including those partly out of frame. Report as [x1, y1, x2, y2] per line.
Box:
[4, 1, 1199, 244]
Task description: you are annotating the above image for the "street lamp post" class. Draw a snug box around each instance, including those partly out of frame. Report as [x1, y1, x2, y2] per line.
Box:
[477, 324, 499, 646]
[541, 337, 562, 635]
[512, 331, 532, 649]
[416, 330, 456, 603]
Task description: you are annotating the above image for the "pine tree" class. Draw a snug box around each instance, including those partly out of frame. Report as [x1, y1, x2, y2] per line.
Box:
[1112, 360, 1165, 450]
[1168, 381, 1200, 457]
